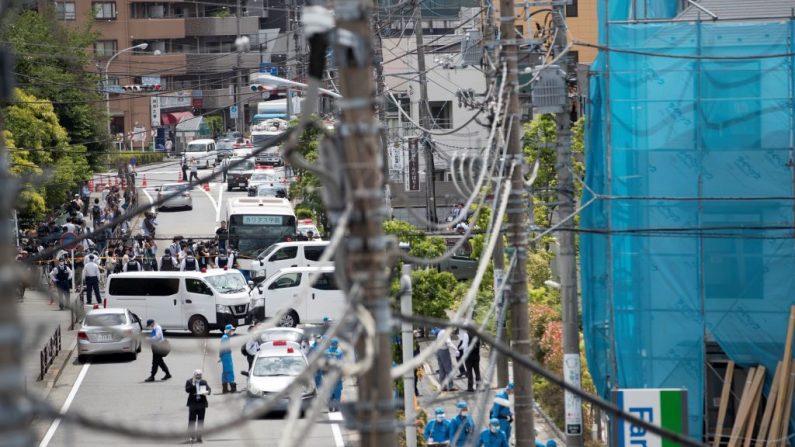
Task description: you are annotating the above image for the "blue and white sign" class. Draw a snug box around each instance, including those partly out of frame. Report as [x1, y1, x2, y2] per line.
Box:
[259, 62, 271, 73]
[230, 105, 239, 119]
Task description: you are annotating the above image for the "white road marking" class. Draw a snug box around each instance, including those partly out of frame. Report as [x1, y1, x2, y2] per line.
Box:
[329, 411, 345, 447]
[39, 362, 91, 447]
[199, 183, 221, 220]
[216, 185, 224, 221]
[140, 187, 156, 213]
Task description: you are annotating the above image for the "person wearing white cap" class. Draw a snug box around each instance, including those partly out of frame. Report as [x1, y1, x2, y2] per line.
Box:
[185, 369, 211, 443]
[82, 253, 102, 304]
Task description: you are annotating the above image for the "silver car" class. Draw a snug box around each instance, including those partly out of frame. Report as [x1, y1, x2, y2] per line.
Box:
[157, 183, 193, 210]
[77, 308, 143, 362]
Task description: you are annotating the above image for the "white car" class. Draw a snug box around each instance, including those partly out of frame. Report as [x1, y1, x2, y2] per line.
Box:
[242, 340, 316, 415]
[77, 308, 143, 362]
[249, 266, 344, 327]
[185, 139, 217, 169]
[156, 183, 193, 210]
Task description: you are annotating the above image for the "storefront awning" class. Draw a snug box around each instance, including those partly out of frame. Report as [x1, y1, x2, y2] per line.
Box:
[161, 111, 194, 126]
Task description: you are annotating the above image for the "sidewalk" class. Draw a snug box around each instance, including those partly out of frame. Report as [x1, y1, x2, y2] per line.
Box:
[19, 284, 79, 397]
[417, 340, 565, 446]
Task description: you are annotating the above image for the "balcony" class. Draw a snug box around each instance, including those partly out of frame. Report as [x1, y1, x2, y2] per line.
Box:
[187, 52, 261, 74]
[186, 16, 258, 37]
[128, 53, 188, 76]
[129, 18, 186, 39]
[199, 88, 235, 111]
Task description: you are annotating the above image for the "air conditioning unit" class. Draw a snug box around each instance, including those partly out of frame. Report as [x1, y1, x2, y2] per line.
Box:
[531, 65, 566, 114]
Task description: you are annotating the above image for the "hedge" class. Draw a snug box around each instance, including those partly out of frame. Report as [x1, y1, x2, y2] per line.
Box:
[100, 151, 165, 168]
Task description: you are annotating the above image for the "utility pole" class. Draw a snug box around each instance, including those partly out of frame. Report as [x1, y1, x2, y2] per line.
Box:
[235, 0, 242, 132]
[0, 44, 32, 446]
[412, 0, 438, 226]
[498, 0, 535, 444]
[400, 264, 417, 447]
[552, 3, 583, 445]
[333, 0, 395, 444]
[493, 229, 509, 387]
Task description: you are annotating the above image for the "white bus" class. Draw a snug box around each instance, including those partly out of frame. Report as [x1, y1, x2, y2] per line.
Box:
[226, 197, 296, 280]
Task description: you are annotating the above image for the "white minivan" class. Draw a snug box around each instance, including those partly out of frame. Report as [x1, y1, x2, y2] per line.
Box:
[252, 241, 331, 282]
[248, 266, 344, 327]
[106, 269, 250, 336]
[185, 139, 217, 169]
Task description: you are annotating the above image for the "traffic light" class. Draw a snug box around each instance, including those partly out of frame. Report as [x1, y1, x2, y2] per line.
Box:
[249, 84, 274, 92]
[142, 84, 161, 91]
[122, 85, 142, 92]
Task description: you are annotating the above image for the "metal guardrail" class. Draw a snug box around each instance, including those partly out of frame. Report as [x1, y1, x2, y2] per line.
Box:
[38, 326, 62, 381]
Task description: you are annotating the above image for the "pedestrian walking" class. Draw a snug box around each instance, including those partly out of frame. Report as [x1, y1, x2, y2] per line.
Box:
[423, 407, 452, 445]
[185, 369, 210, 443]
[181, 250, 200, 271]
[141, 211, 158, 238]
[82, 254, 102, 305]
[159, 248, 178, 271]
[144, 319, 172, 382]
[490, 383, 514, 440]
[435, 328, 457, 391]
[49, 258, 72, 310]
[243, 325, 260, 370]
[221, 155, 229, 183]
[476, 419, 509, 447]
[181, 155, 188, 182]
[325, 338, 344, 412]
[189, 159, 199, 183]
[219, 324, 236, 393]
[464, 328, 481, 392]
[449, 401, 475, 446]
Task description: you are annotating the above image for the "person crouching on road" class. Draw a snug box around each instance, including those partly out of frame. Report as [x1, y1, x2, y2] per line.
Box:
[424, 407, 452, 445]
[219, 324, 236, 393]
[145, 319, 172, 382]
[325, 338, 344, 412]
[477, 418, 509, 447]
[186, 369, 211, 443]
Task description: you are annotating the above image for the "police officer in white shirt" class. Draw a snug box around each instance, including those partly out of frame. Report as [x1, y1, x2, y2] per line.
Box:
[82, 254, 103, 304]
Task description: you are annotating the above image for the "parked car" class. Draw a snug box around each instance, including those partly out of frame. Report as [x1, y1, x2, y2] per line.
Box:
[242, 340, 316, 415]
[77, 308, 143, 362]
[157, 183, 193, 211]
[252, 241, 331, 282]
[227, 157, 257, 191]
[248, 266, 344, 327]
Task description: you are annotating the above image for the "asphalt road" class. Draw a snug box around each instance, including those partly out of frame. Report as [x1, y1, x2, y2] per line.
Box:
[37, 160, 349, 446]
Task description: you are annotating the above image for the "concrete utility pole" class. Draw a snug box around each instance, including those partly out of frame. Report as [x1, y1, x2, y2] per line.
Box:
[400, 264, 417, 447]
[0, 44, 31, 446]
[493, 232, 509, 387]
[412, 0, 438, 226]
[498, 0, 535, 444]
[235, 0, 243, 132]
[333, 0, 395, 444]
[552, 4, 583, 445]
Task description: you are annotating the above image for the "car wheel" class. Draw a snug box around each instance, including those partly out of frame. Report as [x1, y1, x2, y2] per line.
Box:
[186, 205, 193, 211]
[77, 355, 87, 363]
[130, 351, 137, 361]
[189, 315, 210, 336]
[278, 310, 299, 328]
[136, 342, 142, 353]
[227, 184, 233, 192]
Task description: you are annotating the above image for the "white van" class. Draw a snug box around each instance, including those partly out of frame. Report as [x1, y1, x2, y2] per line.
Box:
[248, 266, 344, 327]
[185, 139, 217, 169]
[106, 269, 250, 336]
[252, 241, 331, 281]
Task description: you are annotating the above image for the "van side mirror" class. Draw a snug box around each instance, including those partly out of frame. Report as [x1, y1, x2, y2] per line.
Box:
[247, 280, 254, 289]
[241, 370, 249, 377]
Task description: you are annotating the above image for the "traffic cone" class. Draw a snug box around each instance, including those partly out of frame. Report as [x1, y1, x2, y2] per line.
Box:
[142, 175, 148, 187]
[203, 182, 210, 192]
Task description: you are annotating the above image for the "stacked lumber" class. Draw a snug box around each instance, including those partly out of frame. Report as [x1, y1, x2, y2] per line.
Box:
[713, 305, 795, 447]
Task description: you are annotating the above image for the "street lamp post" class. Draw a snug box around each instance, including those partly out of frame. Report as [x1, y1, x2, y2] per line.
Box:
[103, 43, 148, 146]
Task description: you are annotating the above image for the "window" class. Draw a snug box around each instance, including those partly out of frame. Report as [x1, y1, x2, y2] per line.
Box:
[269, 272, 302, 289]
[94, 40, 118, 59]
[93, 2, 116, 19]
[304, 245, 326, 262]
[312, 273, 339, 291]
[56, 2, 76, 20]
[273, 246, 297, 261]
[109, 278, 179, 296]
[428, 101, 452, 130]
[386, 93, 411, 119]
[186, 279, 213, 295]
[565, 0, 578, 17]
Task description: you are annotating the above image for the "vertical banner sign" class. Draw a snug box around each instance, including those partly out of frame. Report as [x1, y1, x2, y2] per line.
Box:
[564, 353, 583, 435]
[407, 137, 420, 191]
[389, 142, 404, 182]
[150, 95, 160, 128]
[612, 389, 688, 447]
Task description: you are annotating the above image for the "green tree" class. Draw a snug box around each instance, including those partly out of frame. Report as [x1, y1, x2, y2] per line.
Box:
[390, 268, 460, 319]
[1, 10, 109, 168]
[3, 89, 91, 217]
[287, 118, 327, 231]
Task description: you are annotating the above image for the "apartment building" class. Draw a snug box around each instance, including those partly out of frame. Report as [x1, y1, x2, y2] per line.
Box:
[55, 0, 267, 141]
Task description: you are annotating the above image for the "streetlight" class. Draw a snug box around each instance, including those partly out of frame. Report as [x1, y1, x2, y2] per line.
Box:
[103, 43, 148, 144]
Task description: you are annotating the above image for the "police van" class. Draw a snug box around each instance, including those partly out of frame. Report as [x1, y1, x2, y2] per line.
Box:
[251, 240, 331, 282]
[106, 269, 250, 336]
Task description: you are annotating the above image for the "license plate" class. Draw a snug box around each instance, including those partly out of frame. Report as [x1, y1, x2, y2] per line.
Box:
[97, 334, 113, 342]
[238, 318, 246, 325]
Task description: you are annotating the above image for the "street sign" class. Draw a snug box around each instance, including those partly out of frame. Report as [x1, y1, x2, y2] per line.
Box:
[230, 105, 238, 119]
[142, 75, 161, 86]
[150, 95, 161, 127]
[612, 388, 688, 447]
[564, 353, 583, 435]
[132, 126, 146, 142]
[406, 137, 420, 191]
[270, 67, 279, 76]
[259, 62, 271, 73]
[60, 232, 78, 250]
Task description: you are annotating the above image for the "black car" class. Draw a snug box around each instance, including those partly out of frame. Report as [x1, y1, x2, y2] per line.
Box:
[227, 158, 256, 191]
